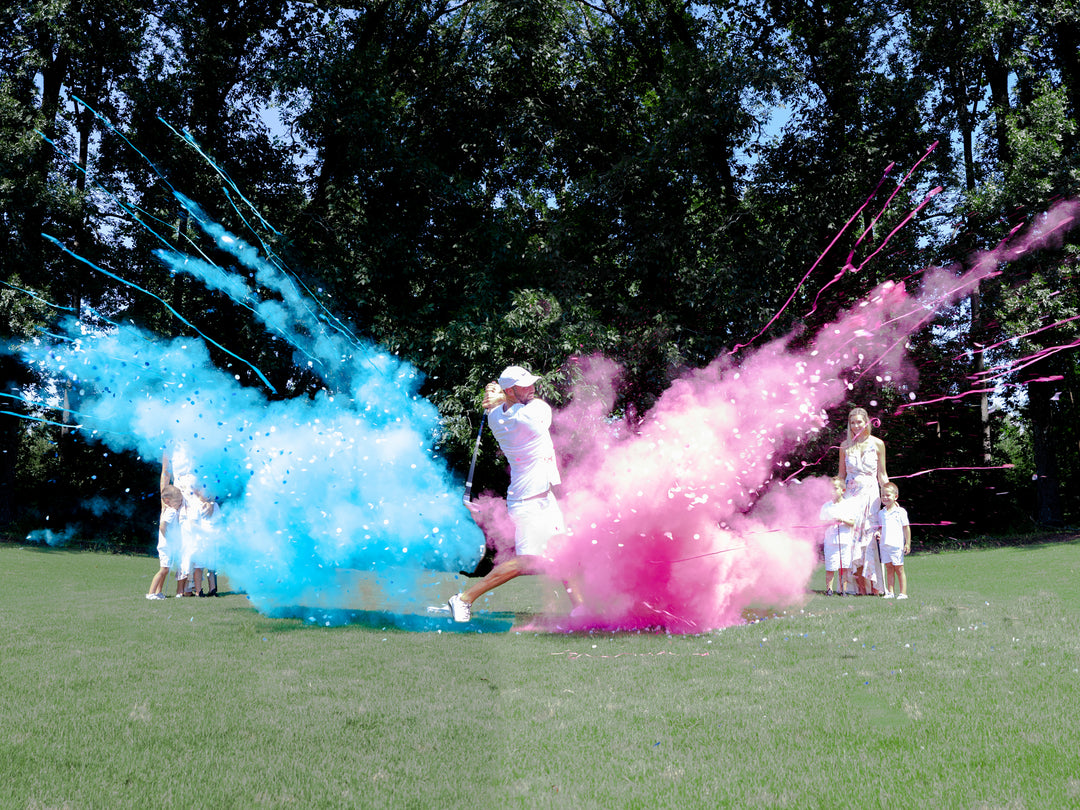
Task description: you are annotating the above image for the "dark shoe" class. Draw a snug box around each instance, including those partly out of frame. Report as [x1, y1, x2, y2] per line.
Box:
[459, 545, 496, 578]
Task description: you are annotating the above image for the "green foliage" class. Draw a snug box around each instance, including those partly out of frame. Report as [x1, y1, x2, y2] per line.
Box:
[0, 0, 1078, 534]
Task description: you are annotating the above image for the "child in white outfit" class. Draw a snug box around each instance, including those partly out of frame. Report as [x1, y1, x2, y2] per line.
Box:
[147, 486, 183, 599]
[874, 482, 911, 599]
[819, 477, 857, 595]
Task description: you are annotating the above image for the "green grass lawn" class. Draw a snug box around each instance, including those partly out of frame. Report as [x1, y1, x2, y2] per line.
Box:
[1, 539, 1078, 809]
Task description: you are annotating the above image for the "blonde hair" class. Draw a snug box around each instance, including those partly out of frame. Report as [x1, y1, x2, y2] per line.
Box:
[848, 407, 871, 428]
[882, 481, 899, 497]
[846, 407, 873, 444]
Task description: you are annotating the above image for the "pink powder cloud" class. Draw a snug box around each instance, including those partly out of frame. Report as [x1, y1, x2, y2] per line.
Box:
[540, 200, 1078, 632]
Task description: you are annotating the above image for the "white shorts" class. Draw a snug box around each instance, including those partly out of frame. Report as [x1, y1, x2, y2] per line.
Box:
[157, 549, 173, 569]
[882, 544, 905, 566]
[823, 540, 853, 572]
[506, 491, 565, 557]
[823, 527, 853, 571]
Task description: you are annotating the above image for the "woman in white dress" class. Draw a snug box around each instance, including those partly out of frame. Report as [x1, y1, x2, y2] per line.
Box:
[837, 408, 890, 595]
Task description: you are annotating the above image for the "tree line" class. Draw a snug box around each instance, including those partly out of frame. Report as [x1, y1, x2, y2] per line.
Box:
[1, 0, 1077, 547]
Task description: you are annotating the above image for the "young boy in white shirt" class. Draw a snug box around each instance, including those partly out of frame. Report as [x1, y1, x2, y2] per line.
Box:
[875, 482, 911, 599]
[819, 477, 857, 595]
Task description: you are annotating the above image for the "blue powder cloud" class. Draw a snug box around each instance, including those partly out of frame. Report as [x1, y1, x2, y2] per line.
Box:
[20, 196, 485, 614]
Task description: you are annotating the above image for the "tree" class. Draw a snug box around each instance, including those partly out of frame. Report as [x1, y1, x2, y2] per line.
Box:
[2, 0, 1078, 541]
[0, 0, 150, 527]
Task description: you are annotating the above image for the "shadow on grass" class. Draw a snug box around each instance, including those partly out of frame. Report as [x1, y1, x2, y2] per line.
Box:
[918, 531, 1078, 552]
[260, 604, 516, 634]
[2, 542, 69, 554]
[1, 538, 149, 556]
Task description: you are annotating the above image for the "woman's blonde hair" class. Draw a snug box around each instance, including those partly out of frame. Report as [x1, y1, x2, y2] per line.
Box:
[848, 407, 871, 428]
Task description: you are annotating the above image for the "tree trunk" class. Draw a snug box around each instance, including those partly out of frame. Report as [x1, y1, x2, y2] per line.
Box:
[1050, 18, 1080, 131]
[1028, 375, 1063, 526]
[983, 40, 1012, 166]
[969, 288, 992, 463]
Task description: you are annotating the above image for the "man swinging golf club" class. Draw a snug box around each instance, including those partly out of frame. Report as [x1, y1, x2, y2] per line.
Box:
[441, 365, 583, 622]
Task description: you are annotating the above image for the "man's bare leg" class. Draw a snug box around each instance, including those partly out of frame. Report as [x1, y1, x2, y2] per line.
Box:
[461, 555, 542, 605]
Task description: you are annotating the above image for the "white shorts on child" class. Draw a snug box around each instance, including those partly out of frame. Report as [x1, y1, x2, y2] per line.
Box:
[507, 491, 565, 557]
[881, 543, 905, 566]
[823, 539, 853, 571]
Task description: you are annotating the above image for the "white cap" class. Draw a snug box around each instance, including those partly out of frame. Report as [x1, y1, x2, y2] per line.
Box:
[498, 366, 541, 389]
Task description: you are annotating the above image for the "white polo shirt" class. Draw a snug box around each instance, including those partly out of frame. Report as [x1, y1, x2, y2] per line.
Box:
[488, 399, 560, 500]
[877, 505, 910, 549]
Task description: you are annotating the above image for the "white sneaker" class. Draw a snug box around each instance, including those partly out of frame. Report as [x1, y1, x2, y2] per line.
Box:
[882, 592, 895, 599]
[145, 593, 157, 600]
[448, 594, 471, 623]
[896, 593, 908, 600]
